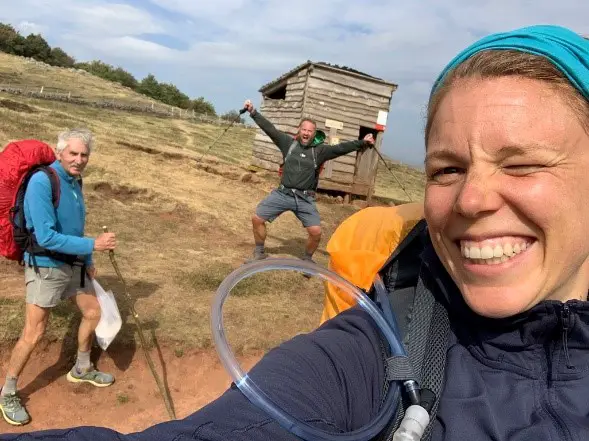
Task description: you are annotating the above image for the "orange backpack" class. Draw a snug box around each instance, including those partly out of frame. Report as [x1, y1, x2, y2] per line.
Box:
[320, 202, 425, 324]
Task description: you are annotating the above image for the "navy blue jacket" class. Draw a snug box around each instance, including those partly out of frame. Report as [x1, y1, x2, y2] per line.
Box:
[2, 242, 589, 440]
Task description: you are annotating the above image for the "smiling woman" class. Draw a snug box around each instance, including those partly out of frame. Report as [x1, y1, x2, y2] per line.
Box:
[424, 50, 589, 318]
[3, 24, 589, 441]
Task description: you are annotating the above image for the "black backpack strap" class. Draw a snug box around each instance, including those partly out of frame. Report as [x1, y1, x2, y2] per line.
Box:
[407, 269, 437, 385]
[11, 166, 60, 254]
[419, 295, 450, 441]
[375, 222, 451, 441]
[388, 270, 450, 440]
[44, 167, 61, 208]
[284, 139, 298, 162]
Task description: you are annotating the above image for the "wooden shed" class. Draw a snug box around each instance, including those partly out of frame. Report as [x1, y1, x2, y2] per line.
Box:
[250, 61, 398, 200]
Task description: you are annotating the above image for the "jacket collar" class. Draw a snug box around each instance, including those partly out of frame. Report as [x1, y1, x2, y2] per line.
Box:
[51, 160, 75, 184]
[419, 232, 589, 373]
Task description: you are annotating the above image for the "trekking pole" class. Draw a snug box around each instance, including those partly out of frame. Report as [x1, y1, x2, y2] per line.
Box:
[197, 108, 247, 161]
[102, 226, 176, 420]
[372, 146, 414, 202]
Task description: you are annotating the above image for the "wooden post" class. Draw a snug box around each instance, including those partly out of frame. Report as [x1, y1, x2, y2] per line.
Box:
[40, 86, 44, 94]
[366, 131, 384, 204]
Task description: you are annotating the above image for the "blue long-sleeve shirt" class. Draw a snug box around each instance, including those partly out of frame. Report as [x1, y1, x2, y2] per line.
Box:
[23, 160, 94, 267]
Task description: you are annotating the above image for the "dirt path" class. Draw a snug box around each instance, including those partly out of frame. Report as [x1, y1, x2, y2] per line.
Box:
[0, 342, 262, 435]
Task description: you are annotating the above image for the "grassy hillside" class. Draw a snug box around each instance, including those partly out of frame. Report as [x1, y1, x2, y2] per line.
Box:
[0, 54, 425, 356]
[0, 52, 161, 106]
[374, 156, 425, 203]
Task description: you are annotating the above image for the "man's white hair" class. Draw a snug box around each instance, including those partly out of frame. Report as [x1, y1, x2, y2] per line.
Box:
[56, 128, 94, 154]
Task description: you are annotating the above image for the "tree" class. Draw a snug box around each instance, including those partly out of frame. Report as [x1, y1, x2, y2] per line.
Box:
[137, 74, 162, 100]
[0, 23, 25, 56]
[49, 47, 75, 67]
[220, 110, 242, 122]
[189, 96, 216, 115]
[23, 33, 51, 62]
[113, 67, 137, 89]
[137, 77, 215, 111]
[159, 82, 190, 108]
[75, 60, 137, 89]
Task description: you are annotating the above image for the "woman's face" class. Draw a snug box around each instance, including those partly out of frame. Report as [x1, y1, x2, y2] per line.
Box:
[425, 76, 589, 318]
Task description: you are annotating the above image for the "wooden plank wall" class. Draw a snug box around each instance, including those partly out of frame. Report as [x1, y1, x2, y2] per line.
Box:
[303, 66, 395, 195]
[251, 65, 396, 198]
[251, 68, 308, 171]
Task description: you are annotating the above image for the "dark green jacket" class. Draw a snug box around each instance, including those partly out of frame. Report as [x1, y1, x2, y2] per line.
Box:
[251, 110, 369, 191]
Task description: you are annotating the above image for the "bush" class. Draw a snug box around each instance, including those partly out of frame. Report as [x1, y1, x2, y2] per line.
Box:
[0, 24, 25, 56]
[49, 47, 75, 67]
[189, 97, 216, 115]
[220, 110, 242, 122]
[75, 60, 138, 89]
[23, 34, 51, 62]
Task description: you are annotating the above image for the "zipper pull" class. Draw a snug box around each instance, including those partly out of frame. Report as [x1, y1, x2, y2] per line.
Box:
[561, 304, 573, 369]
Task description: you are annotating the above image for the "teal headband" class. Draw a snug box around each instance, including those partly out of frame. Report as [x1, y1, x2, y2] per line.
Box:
[431, 25, 589, 100]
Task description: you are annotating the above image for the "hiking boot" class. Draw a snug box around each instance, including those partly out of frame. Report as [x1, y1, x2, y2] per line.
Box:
[245, 251, 268, 263]
[0, 392, 30, 426]
[66, 364, 114, 388]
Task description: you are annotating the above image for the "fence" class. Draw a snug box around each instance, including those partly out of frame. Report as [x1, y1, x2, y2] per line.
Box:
[0, 83, 247, 127]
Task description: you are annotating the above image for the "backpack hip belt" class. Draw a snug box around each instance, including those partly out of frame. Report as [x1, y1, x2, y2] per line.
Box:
[277, 184, 316, 198]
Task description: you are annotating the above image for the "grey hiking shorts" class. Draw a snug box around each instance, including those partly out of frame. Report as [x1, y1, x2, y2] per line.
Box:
[255, 189, 321, 228]
[25, 264, 94, 308]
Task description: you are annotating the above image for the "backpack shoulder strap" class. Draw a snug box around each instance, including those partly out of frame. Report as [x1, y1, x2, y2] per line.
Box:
[320, 205, 449, 439]
[380, 287, 449, 441]
[14, 165, 60, 216]
[42, 167, 61, 208]
[10, 165, 61, 266]
[376, 225, 450, 441]
[284, 139, 298, 161]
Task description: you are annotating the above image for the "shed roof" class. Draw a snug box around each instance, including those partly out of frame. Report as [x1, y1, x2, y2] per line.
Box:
[258, 60, 398, 93]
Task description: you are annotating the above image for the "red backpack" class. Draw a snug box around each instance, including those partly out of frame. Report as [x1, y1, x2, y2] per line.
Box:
[0, 140, 60, 262]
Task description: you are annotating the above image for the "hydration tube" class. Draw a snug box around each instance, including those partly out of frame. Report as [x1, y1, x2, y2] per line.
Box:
[211, 257, 419, 441]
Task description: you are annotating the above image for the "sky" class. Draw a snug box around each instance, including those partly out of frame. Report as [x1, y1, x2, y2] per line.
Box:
[1, 0, 588, 167]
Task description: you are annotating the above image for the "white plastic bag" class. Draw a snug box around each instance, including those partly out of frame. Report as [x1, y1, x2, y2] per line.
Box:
[93, 279, 122, 350]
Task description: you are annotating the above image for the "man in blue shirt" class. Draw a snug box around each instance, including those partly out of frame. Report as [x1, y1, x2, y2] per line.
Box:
[0, 129, 117, 427]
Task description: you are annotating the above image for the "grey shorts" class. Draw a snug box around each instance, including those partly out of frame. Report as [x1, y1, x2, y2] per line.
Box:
[25, 264, 94, 308]
[255, 189, 321, 228]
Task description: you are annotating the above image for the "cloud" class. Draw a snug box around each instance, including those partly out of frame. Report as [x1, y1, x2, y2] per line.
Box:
[4, 1, 164, 36]
[148, 0, 248, 20]
[77, 35, 178, 62]
[1, 0, 589, 165]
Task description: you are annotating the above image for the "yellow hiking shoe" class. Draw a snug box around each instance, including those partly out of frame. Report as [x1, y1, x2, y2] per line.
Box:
[0, 392, 30, 426]
[66, 364, 115, 388]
